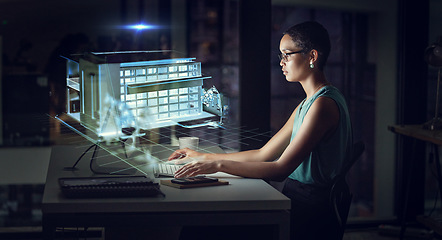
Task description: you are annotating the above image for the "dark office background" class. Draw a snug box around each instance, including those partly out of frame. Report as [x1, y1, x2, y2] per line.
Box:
[0, 0, 441, 237]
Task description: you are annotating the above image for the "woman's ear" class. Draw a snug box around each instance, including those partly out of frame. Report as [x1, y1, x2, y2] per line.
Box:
[309, 49, 319, 64]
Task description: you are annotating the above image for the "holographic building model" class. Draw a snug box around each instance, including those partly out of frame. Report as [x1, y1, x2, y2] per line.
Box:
[64, 51, 223, 139]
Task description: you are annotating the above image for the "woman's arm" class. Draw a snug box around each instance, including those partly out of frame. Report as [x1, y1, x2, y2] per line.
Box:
[174, 97, 340, 180]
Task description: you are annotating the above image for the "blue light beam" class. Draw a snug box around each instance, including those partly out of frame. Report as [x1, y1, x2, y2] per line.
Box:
[126, 23, 156, 30]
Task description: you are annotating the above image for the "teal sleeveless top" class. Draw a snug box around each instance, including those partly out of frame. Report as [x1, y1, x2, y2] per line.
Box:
[288, 85, 352, 186]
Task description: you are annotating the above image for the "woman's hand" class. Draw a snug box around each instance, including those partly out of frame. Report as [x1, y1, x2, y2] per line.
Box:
[174, 160, 221, 178]
[168, 148, 207, 165]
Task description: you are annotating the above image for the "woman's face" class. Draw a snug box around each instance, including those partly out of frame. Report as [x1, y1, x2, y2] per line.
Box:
[279, 34, 310, 82]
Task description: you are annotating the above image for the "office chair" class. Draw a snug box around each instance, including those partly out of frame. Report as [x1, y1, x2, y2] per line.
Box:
[329, 140, 365, 240]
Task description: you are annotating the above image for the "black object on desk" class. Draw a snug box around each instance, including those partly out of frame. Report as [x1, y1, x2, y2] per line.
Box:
[162, 176, 229, 189]
[59, 176, 164, 198]
[171, 176, 218, 185]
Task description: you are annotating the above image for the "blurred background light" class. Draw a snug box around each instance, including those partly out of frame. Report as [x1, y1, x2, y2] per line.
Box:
[126, 23, 156, 30]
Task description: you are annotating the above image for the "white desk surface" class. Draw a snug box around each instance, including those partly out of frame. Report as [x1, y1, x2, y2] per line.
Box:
[42, 145, 291, 214]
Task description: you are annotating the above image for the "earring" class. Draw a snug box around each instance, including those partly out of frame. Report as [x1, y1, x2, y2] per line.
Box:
[310, 63, 314, 69]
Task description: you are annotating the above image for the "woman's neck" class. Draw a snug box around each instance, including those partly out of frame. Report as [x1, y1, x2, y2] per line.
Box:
[301, 72, 329, 99]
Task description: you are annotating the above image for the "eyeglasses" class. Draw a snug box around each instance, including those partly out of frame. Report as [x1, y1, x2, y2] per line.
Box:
[278, 50, 306, 62]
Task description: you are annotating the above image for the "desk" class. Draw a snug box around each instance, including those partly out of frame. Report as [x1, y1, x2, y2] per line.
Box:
[389, 124, 442, 237]
[388, 124, 442, 145]
[42, 145, 291, 240]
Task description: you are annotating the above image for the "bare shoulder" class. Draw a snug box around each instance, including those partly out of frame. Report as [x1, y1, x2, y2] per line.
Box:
[306, 96, 339, 127]
[312, 96, 339, 110]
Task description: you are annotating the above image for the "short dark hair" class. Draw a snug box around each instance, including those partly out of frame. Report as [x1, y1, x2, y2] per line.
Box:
[283, 21, 331, 71]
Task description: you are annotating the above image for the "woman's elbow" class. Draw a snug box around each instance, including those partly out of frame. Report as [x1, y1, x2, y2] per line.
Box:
[267, 175, 288, 182]
[265, 164, 292, 182]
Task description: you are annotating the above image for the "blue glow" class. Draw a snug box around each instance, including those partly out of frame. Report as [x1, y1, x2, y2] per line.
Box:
[127, 23, 156, 30]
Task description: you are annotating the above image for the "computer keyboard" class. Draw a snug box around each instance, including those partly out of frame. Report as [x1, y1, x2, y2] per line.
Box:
[58, 176, 165, 198]
[154, 163, 182, 177]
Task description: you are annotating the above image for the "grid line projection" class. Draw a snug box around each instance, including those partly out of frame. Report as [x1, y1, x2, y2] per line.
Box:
[89, 124, 272, 175]
[50, 111, 272, 176]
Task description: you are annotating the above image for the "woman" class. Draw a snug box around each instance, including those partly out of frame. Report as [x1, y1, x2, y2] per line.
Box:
[170, 21, 352, 240]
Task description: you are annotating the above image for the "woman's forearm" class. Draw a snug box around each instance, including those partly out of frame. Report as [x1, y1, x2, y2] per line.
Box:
[216, 160, 284, 179]
[205, 149, 267, 163]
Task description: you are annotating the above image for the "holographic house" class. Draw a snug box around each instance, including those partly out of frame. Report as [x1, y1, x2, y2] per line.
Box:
[64, 51, 219, 138]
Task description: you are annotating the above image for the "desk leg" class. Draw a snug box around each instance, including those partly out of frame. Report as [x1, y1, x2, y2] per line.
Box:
[399, 139, 418, 240]
[42, 214, 56, 240]
[400, 141, 438, 240]
[278, 210, 291, 240]
[432, 144, 442, 202]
